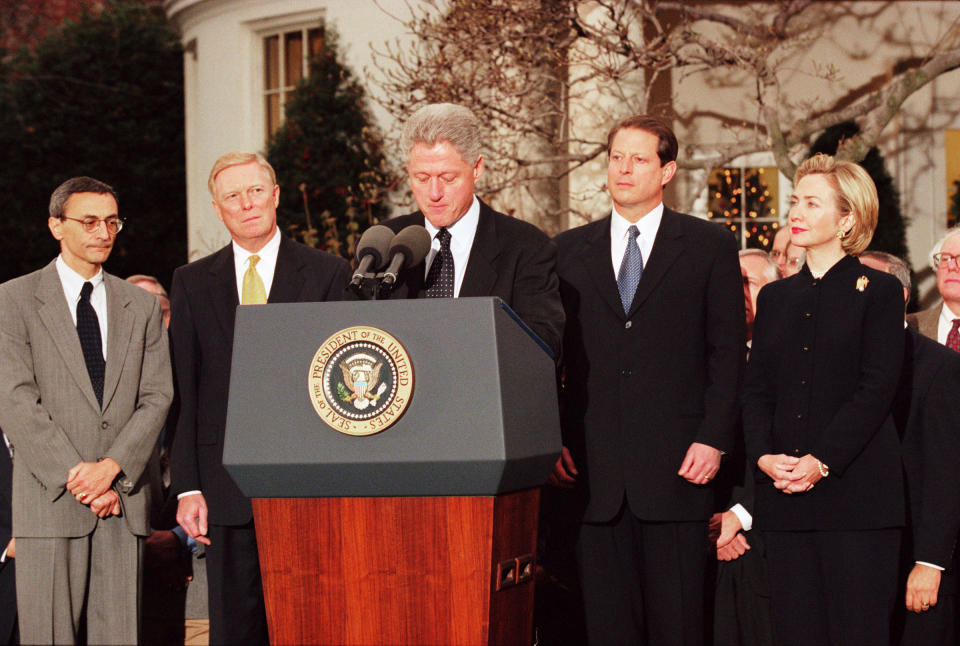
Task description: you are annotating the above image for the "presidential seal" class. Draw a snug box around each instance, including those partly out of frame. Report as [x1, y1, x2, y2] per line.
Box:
[307, 326, 414, 436]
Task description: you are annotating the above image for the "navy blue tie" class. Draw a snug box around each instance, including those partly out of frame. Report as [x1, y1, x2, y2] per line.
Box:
[617, 225, 643, 314]
[77, 281, 105, 407]
[425, 228, 454, 298]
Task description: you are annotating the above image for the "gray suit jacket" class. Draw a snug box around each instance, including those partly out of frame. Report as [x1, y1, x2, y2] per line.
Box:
[0, 260, 172, 538]
[906, 302, 941, 342]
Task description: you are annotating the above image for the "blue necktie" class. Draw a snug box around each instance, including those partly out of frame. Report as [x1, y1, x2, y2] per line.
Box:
[77, 281, 105, 407]
[617, 225, 643, 314]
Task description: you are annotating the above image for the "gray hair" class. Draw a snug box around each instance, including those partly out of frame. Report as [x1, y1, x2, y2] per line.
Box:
[739, 248, 781, 283]
[860, 250, 911, 293]
[401, 103, 482, 164]
[49, 177, 118, 219]
[928, 225, 960, 271]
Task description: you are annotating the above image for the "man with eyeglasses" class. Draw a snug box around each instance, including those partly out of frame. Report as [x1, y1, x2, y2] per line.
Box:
[768, 225, 791, 275]
[0, 176, 173, 644]
[908, 226, 960, 351]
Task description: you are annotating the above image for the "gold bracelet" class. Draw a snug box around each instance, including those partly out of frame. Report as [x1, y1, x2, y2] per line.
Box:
[817, 460, 829, 477]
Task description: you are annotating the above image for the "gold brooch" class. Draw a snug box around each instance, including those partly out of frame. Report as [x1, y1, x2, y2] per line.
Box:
[856, 276, 869, 292]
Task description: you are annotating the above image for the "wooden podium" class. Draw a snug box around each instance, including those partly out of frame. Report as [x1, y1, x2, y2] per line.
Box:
[223, 298, 561, 645]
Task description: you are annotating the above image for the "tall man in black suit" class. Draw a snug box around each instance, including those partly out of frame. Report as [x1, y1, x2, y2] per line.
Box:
[377, 103, 564, 356]
[552, 115, 745, 645]
[170, 152, 350, 645]
[860, 251, 960, 646]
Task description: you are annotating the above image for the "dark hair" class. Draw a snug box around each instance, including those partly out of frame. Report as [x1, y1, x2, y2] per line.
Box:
[49, 177, 118, 219]
[606, 115, 678, 165]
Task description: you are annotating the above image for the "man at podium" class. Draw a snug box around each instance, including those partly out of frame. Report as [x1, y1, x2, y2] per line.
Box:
[377, 103, 565, 357]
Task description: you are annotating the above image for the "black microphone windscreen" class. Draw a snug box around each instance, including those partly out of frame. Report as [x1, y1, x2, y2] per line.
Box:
[388, 225, 432, 269]
[354, 224, 395, 270]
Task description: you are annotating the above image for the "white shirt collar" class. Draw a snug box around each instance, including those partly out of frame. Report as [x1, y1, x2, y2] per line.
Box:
[423, 196, 481, 297]
[56, 255, 104, 301]
[231, 227, 281, 301]
[55, 255, 108, 358]
[937, 301, 960, 345]
[610, 203, 664, 275]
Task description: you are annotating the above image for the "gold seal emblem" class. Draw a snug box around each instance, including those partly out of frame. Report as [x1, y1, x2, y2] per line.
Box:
[307, 326, 414, 436]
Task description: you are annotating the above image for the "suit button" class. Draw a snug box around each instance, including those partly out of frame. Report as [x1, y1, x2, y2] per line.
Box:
[802, 346, 809, 352]
[804, 312, 812, 319]
[796, 413, 803, 420]
[621, 369, 632, 377]
[793, 448, 801, 455]
[624, 321, 632, 329]
[800, 379, 807, 385]
[100, 421, 109, 430]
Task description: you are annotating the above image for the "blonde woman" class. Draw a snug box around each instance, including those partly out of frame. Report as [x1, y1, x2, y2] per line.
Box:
[743, 154, 905, 645]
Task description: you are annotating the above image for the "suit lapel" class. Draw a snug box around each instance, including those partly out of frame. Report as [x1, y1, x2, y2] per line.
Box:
[459, 203, 498, 298]
[208, 245, 240, 341]
[35, 262, 101, 412]
[627, 209, 685, 317]
[579, 217, 625, 318]
[101, 274, 134, 410]
[921, 304, 942, 341]
[268, 236, 305, 303]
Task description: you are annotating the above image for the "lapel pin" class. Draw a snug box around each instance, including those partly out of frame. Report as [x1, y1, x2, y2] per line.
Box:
[856, 276, 869, 292]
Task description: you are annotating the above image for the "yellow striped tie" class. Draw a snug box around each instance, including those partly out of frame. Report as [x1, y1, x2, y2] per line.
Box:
[241, 254, 267, 305]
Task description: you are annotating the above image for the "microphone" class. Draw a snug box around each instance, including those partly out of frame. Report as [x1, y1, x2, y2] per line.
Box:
[350, 224, 395, 286]
[380, 225, 432, 287]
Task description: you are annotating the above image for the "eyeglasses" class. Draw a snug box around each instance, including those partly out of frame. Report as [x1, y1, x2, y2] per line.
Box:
[60, 216, 124, 234]
[933, 253, 960, 270]
[786, 257, 804, 268]
[769, 249, 785, 260]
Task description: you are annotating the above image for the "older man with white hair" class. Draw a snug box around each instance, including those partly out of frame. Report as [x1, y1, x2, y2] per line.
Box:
[908, 226, 960, 350]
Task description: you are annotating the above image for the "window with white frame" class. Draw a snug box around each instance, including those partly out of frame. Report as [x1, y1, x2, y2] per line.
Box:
[705, 165, 784, 250]
[263, 26, 324, 137]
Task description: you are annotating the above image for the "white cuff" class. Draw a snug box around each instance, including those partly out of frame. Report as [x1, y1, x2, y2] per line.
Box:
[177, 490, 202, 500]
[0, 548, 6, 563]
[916, 560, 945, 571]
[729, 503, 753, 532]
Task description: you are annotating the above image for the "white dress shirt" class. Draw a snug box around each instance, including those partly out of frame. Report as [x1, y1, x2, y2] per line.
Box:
[231, 227, 281, 302]
[423, 196, 481, 297]
[610, 203, 664, 277]
[936, 302, 960, 345]
[55, 255, 107, 360]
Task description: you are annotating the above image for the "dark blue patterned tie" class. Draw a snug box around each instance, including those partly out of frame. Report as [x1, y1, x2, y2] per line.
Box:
[425, 228, 454, 298]
[77, 281, 105, 407]
[617, 225, 643, 314]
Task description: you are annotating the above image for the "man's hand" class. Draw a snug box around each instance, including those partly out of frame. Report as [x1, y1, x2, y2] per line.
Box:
[718, 533, 750, 561]
[88, 489, 121, 518]
[677, 442, 722, 484]
[5, 537, 13, 560]
[715, 510, 749, 561]
[547, 446, 578, 488]
[67, 458, 122, 503]
[905, 563, 941, 613]
[177, 493, 212, 546]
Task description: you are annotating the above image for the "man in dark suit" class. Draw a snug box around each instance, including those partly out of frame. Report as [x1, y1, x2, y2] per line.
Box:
[0, 177, 173, 644]
[861, 251, 960, 646]
[0, 434, 16, 646]
[170, 152, 350, 645]
[551, 115, 745, 645]
[376, 103, 564, 356]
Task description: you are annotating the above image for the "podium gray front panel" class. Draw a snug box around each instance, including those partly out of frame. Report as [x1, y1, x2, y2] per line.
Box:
[223, 297, 561, 497]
